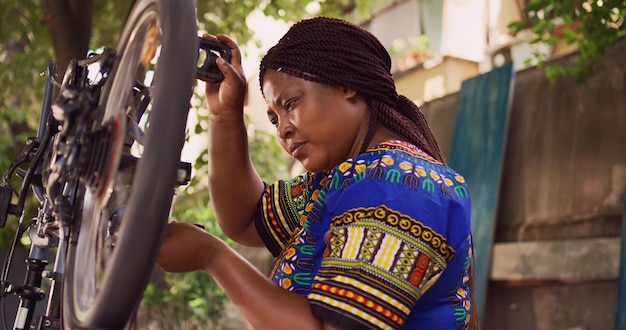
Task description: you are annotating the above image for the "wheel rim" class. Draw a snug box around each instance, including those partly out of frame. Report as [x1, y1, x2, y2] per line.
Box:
[71, 7, 161, 320]
[92, 10, 160, 208]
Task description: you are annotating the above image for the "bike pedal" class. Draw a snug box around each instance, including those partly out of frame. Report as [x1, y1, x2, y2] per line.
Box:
[196, 37, 231, 83]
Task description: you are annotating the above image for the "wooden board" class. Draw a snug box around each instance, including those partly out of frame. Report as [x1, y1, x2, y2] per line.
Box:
[490, 238, 620, 281]
[447, 61, 514, 323]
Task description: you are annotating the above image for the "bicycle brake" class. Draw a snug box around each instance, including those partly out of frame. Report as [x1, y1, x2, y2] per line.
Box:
[196, 37, 231, 83]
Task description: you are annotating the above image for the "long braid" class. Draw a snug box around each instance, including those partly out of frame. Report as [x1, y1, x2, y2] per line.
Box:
[359, 104, 378, 154]
[259, 16, 476, 327]
[395, 95, 446, 163]
[362, 97, 445, 164]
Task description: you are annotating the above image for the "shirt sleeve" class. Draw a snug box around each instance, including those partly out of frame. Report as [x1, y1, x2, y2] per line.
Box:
[254, 172, 315, 257]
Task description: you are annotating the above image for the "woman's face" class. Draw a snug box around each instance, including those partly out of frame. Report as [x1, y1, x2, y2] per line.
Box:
[262, 69, 370, 172]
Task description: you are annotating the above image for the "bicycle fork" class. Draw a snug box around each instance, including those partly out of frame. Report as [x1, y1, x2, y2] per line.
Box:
[11, 197, 65, 330]
[12, 241, 48, 330]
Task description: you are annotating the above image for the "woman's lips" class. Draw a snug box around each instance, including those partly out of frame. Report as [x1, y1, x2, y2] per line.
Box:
[288, 142, 305, 156]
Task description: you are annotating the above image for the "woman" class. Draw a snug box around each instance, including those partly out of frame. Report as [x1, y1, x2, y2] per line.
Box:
[158, 17, 478, 330]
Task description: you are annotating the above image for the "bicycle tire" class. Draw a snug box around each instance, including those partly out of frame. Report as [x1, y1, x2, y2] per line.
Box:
[62, 0, 197, 328]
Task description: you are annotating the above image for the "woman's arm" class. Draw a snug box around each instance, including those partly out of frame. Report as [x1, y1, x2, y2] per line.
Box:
[157, 222, 345, 330]
[203, 34, 266, 246]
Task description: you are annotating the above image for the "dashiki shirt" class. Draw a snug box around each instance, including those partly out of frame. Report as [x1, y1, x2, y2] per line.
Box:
[254, 140, 473, 329]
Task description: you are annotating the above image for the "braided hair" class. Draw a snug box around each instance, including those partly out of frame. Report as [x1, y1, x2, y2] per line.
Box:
[260, 18, 481, 330]
[259, 17, 446, 164]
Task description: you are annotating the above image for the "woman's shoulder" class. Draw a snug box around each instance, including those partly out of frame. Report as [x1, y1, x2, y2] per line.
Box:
[367, 140, 441, 164]
[327, 140, 469, 200]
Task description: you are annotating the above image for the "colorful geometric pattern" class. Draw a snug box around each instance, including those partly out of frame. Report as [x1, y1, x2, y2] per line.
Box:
[256, 172, 317, 254]
[451, 236, 474, 328]
[255, 140, 474, 329]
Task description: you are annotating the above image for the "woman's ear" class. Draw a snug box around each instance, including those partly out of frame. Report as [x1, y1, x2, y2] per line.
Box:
[343, 87, 356, 99]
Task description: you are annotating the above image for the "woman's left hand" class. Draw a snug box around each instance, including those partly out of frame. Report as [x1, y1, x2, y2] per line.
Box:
[157, 221, 221, 273]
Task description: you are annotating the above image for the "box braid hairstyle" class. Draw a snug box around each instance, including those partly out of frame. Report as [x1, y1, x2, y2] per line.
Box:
[259, 17, 481, 330]
[259, 16, 446, 164]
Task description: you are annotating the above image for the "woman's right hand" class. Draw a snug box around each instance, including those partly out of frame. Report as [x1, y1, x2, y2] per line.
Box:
[202, 33, 247, 121]
[202, 34, 266, 248]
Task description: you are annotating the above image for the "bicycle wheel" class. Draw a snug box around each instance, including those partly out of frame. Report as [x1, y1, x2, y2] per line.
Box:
[62, 0, 197, 328]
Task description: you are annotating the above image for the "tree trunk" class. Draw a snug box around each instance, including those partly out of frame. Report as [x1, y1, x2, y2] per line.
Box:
[40, 0, 93, 79]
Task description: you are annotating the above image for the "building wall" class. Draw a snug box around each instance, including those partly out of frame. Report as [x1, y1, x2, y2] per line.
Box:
[441, 0, 487, 62]
[416, 36, 626, 330]
[395, 55, 480, 105]
[497, 39, 626, 242]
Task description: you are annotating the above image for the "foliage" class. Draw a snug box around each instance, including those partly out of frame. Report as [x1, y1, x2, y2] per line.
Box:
[0, 0, 136, 249]
[0, 0, 368, 164]
[508, 0, 626, 82]
[140, 198, 231, 329]
[0, 0, 51, 175]
[137, 83, 289, 328]
[0, 0, 50, 111]
[388, 35, 430, 59]
[0, 0, 373, 327]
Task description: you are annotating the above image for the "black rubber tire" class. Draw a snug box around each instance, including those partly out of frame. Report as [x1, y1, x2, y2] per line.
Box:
[62, 0, 197, 328]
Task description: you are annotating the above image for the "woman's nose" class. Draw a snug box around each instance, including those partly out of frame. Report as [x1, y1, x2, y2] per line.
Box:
[277, 120, 294, 139]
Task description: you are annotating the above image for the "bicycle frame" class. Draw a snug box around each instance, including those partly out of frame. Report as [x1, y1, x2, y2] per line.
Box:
[1, 61, 56, 329]
[1, 53, 113, 329]
[0, 2, 230, 325]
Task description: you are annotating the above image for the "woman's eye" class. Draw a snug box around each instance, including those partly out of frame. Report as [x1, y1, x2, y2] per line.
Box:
[284, 98, 297, 110]
[268, 117, 278, 126]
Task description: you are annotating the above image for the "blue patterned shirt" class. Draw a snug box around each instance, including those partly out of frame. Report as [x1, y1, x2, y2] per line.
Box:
[255, 140, 474, 329]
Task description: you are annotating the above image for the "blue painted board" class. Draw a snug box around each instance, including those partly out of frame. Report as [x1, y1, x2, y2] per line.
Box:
[447, 61, 514, 324]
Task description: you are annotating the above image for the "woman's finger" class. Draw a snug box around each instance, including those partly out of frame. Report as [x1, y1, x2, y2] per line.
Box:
[215, 33, 242, 67]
